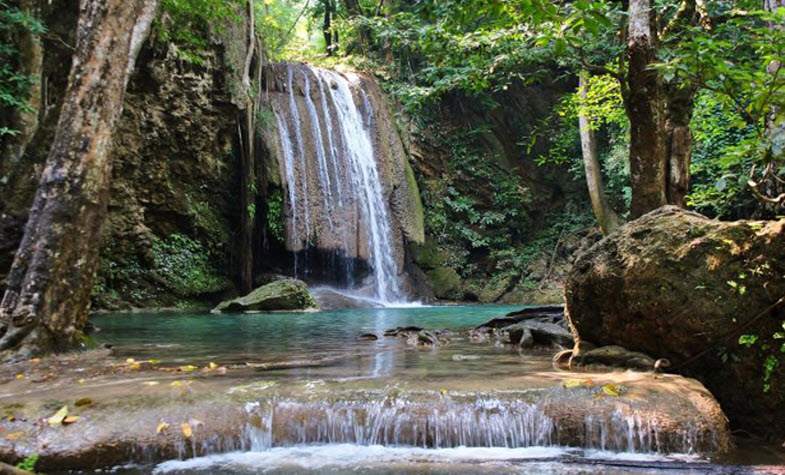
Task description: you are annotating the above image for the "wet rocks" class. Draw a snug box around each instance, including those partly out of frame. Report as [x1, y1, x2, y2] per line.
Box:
[475, 305, 573, 349]
[574, 345, 656, 371]
[211, 279, 317, 313]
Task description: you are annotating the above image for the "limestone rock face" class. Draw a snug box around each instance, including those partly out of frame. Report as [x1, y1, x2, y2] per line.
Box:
[565, 205, 785, 437]
[212, 279, 317, 313]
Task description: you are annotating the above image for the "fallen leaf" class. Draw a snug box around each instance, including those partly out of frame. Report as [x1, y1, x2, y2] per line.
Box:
[156, 421, 170, 434]
[15, 373, 24, 380]
[4, 431, 24, 441]
[179, 365, 198, 373]
[126, 358, 136, 364]
[601, 383, 621, 397]
[562, 379, 582, 389]
[148, 358, 161, 364]
[47, 406, 68, 427]
[208, 362, 218, 370]
[63, 416, 79, 425]
[181, 422, 192, 438]
[30, 358, 41, 364]
[74, 397, 92, 407]
[128, 362, 141, 371]
[77, 378, 86, 384]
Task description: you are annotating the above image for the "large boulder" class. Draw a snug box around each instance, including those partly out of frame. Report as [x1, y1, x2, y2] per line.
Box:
[565, 206, 785, 438]
[212, 279, 317, 313]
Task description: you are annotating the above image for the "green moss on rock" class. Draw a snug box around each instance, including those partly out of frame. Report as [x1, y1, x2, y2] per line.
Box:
[212, 278, 317, 313]
[426, 267, 462, 300]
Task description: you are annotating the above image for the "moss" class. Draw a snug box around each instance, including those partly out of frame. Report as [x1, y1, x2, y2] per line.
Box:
[151, 233, 230, 297]
[213, 278, 317, 312]
[403, 159, 425, 243]
[426, 266, 462, 300]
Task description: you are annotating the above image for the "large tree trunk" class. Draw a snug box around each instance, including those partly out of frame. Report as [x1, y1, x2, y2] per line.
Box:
[625, 0, 669, 218]
[0, 0, 158, 360]
[578, 72, 620, 234]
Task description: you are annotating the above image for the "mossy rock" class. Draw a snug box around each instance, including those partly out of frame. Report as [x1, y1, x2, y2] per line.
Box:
[212, 279, 317, 313]
[426, 267, 462, 300]
[412, 240, 447, 270]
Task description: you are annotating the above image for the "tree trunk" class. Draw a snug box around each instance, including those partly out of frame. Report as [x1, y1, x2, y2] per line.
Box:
[625, 0, 669, 218]
[0, 0, 158, 360]
[664, 84, 695, 207]
[0, 0, 43, 173]
[237, 0, 258, 294]
[578, 72, 620, 234]
[323, 0, 334, 56]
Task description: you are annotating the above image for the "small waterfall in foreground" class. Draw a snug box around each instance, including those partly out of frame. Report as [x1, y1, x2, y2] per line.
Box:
[270, 64, 406, 305]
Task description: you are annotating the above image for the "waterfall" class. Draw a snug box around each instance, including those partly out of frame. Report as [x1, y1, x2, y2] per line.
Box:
[271, 64, 406, 305]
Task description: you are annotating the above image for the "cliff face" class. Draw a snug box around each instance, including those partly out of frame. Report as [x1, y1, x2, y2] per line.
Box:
[404, 81, 591, 304]
[0, 5, 242, 310]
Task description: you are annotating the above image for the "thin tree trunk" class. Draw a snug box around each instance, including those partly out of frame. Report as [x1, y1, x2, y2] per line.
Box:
[664, 85, 695, 207]
[625, 0, 668, 218]
[323, 0, 334, 56]
[0, 0, 158, 360]
[578, 72, 620, 234]
[237, 0, 258, 294]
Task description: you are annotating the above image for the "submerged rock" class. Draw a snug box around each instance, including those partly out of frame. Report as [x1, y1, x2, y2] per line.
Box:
[565, 206, 785, 438]
[211, 279, 317, 313]
[477, 305, 573, 348]
[574, 345, 656, 371]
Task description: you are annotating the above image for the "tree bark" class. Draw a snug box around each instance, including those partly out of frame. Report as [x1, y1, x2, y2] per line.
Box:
[664, 84, 695, 207]
[323, 0, 334, 56]
[0, 0, 158, 360]
[625, 0, 669, 218]
[578, 72, 620, 234]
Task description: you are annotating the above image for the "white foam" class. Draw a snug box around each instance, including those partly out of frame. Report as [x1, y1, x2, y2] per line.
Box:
[153, 445, 702, 473]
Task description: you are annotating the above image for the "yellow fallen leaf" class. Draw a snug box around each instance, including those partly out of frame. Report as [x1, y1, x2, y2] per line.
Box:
[562, 379, 583, 389]
[75, 397, 92, 407]
[15, 373, 24, 380]
[148, 358, 161, 364]
[181, 422, 192, 438]
[179, 365, 198, 373]
[170, 381, 184, 387]
[63, 415, 79, 425]
[47, 405, 68, 427]
[128, 362, 141, 371]
[4, 431, 24, 441]
[126, 358, 136, 364]
[156, 421, 170, 434]
[77, 378, 86, 384]
[601, 383, 621, 397]
[208, 362, 218, 370]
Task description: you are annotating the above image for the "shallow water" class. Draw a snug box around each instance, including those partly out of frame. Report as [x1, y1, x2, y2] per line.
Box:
[69, 305, 783, 473]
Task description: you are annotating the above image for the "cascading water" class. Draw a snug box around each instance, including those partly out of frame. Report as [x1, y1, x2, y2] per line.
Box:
[271, 64, 406, 305]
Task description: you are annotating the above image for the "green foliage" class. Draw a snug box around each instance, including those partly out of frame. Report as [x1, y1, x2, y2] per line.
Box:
[151, 233, 228, 297]
[687, 92, 760, 218]
[266, 187, 285, 244]
[16, 453, 38, 472]
[0, 0, 44, 136]
[158, 0, 241, 64]
[422, 126, 532, 277]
